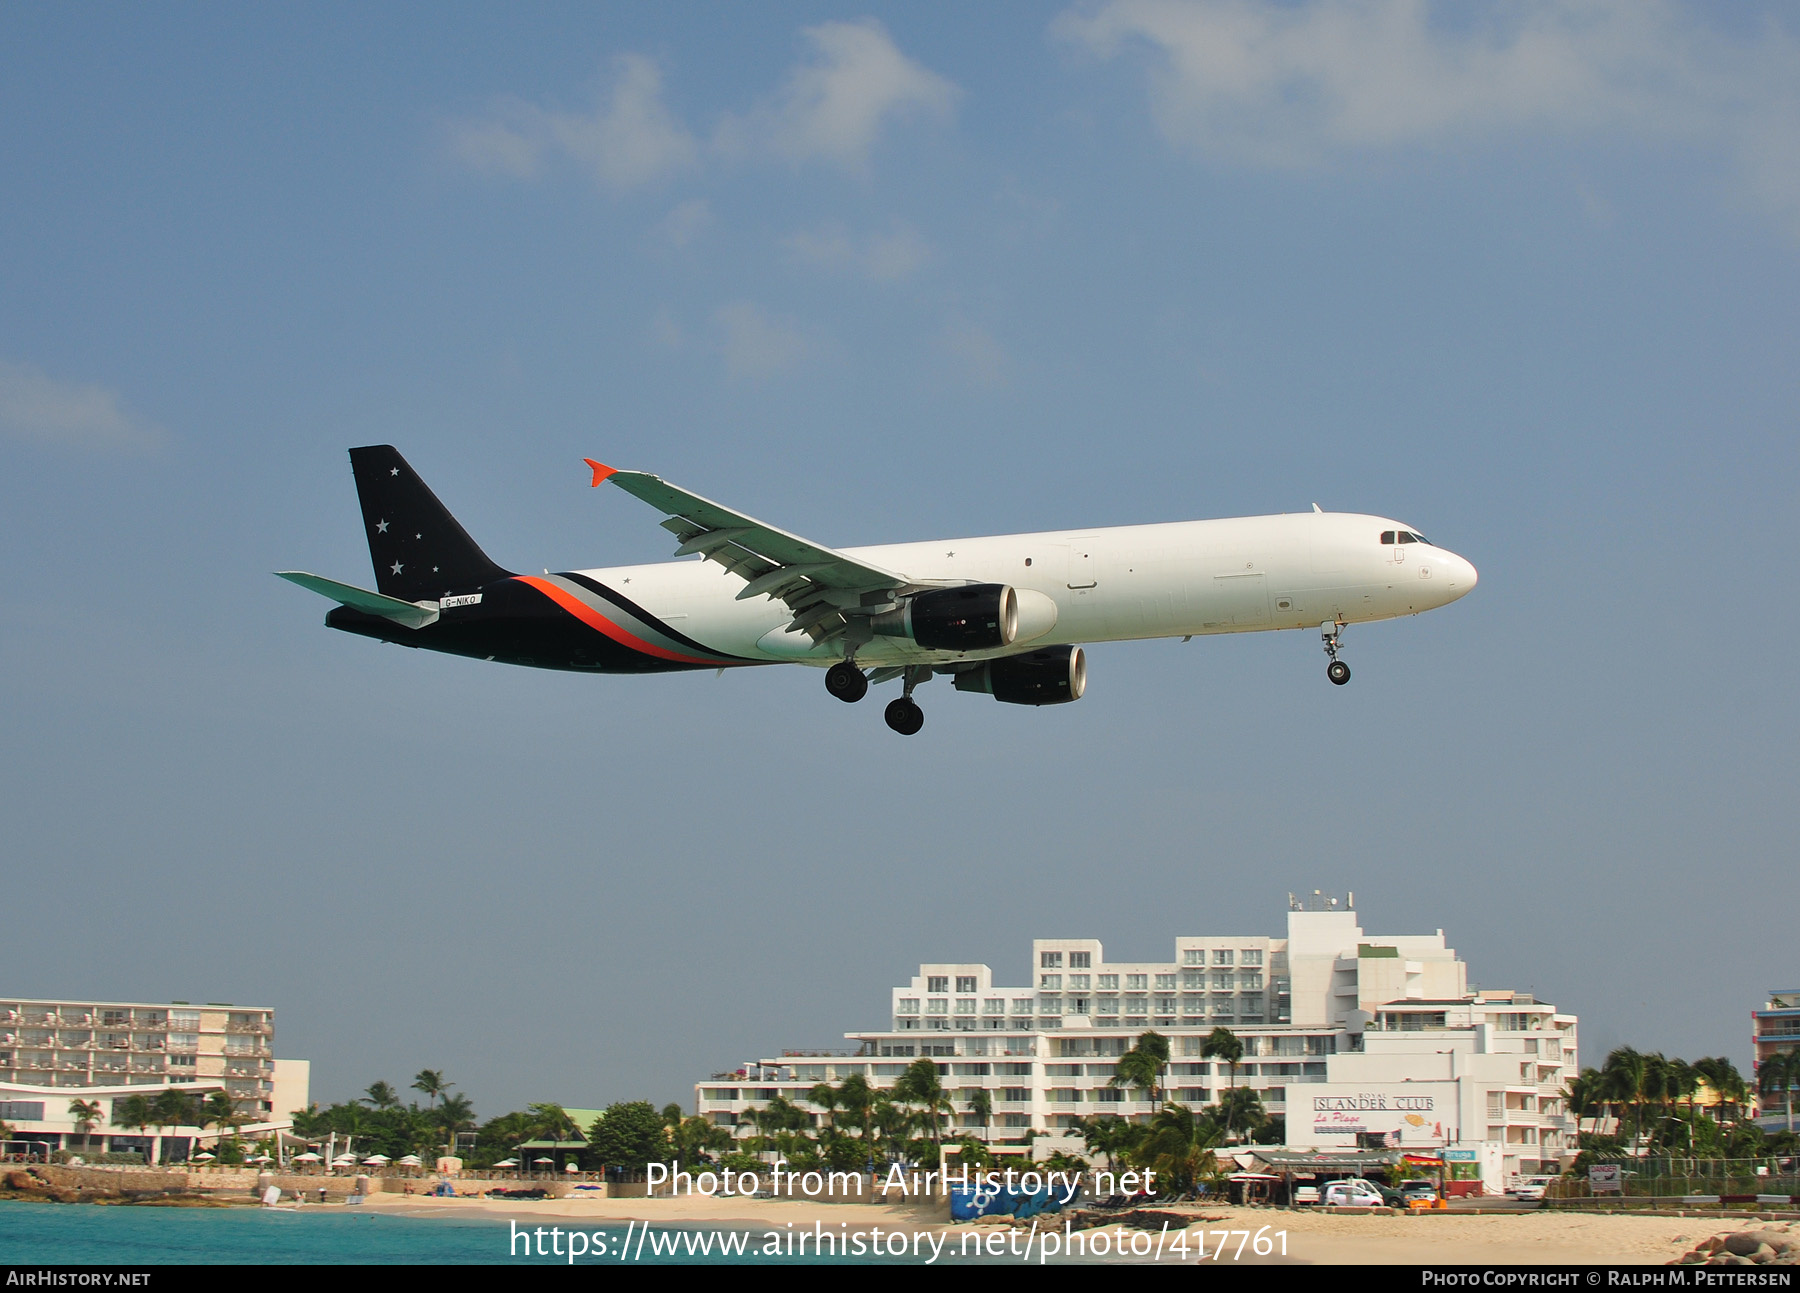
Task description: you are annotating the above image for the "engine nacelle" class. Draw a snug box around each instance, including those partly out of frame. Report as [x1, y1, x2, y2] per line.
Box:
[874, 584, 1018, 652]
[953, 645, 1087, 706]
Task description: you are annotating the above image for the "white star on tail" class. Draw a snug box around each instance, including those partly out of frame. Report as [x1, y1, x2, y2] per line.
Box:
[376, 520, 388, 533]
[390, 561, 403, 575]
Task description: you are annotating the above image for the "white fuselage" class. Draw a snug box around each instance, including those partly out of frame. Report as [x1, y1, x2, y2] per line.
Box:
[574, 511, 1477, 666]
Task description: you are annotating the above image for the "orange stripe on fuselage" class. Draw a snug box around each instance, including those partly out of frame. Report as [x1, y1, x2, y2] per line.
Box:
[514, 575, 717, 665]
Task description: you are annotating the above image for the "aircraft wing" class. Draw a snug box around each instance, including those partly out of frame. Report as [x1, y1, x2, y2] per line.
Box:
[586, 459, 910, 642]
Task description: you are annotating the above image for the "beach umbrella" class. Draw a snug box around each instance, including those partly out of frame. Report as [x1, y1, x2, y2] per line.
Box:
[363, 1155, 391, 1165]
[533, 1157, 554, 1166]
[251, 1155, 273, 1164]
[294, 1152, 322, 1163]
[564, 1163, 579, 1174]
[493, 1158, 517, 1168]
[397, 1155, 423, 1167]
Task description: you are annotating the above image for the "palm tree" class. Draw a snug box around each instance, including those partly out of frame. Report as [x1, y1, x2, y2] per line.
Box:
[1130, 1102, 1220, 1194]
[412, 1070, 449, 1109]
[115, 1093, 153, 1144]
[362, 1081, 400, 1110]
[965, 1088, 993, 1143]
[1111, 1047, 1163, 1110]
[891, 1059, 951, 1157]
[67, 1099, 103, 1154]
[807, 1083, 841, 1132]
[1695, 1056, 1748, 1126]
[1215, 1085, 1267, 1144]
[1202, 1027, 1245, 1101]
[201, 1092, 240, 1149]
[835, 1074, 874, 1141]
[1562, 1068, 1605, 1139]
[438, 1094, 478, 1160]
[1600, 1047, 1647, 1148]
[1759, 1052, 1799, 1134]
[1079, 1114, 1139, 1171]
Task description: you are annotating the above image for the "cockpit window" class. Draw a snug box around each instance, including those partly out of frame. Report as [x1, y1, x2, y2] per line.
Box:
[1410, 532, 1430, 545]
[1397, 531, 1415, 544]
[1379, 531, 1395, 544]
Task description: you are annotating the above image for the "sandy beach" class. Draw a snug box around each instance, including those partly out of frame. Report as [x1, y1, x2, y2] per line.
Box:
[354, 1192, 1762, 1264]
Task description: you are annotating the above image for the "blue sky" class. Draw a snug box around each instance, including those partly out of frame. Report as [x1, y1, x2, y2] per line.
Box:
[3, 2, 1796, 1116]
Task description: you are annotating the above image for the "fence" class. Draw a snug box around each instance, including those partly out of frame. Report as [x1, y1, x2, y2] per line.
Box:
[1548, 1155, 1799, 1200]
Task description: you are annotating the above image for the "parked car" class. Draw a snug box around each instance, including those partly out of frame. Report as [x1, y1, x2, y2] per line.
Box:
[1322, 1179, 1386, 1208]
[1510, 1176, 1555, 1202]
[1400, 1179, 1441, 1204]
[1291, 1184, 1321, 1206]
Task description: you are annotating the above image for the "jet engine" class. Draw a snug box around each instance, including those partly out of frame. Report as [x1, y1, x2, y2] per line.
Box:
[873, 584, 1018, 651]
[952, 645, 1087, 706]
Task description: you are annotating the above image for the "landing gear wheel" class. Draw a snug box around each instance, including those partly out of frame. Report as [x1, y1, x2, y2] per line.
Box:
[826, 661, 868, 703]
[884, 697, 925, 735]
[1327, 660, 1351, 686]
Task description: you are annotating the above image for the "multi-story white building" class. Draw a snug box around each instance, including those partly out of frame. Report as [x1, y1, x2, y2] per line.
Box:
[695, 897, 1578, 1193]
[0, 996, 310, 1159]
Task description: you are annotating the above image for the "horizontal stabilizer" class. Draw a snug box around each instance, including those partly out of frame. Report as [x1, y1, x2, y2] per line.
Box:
[275, 572, 440, 629]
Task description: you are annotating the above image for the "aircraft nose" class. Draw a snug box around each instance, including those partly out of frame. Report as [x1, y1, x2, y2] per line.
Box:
[1444, 553, 1478, 601]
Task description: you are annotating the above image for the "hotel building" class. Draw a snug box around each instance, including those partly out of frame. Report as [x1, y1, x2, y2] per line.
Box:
[0, 996, 310, 1158]
[1753, 990, 1800, 1129]
[695, 897, 1579, 1192]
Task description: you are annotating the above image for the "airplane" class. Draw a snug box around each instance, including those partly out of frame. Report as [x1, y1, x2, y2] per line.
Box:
[278, 445, 1477, 735]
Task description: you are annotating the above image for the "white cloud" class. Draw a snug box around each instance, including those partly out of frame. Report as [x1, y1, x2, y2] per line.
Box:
[453, 118, 546, 179]
[714, 302, 808, 378]
[939, 320, 1010, 388]
[1055, 0, 1800, 231]
[455, 22, 957, 194]
[0, 359, 162, 452]
[452, 55, 698, 190]
[785, 220, 934, 281]
[717, 19, 959, 169]
[656, 199, 712, 248]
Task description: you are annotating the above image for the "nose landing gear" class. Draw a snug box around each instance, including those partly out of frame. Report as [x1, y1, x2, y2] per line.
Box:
[825, 659, 869, 703]
[1322, 621, 1351, 686]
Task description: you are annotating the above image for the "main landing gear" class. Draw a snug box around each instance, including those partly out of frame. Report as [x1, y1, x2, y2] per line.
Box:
[1321, 621, 1351, 685]
[825, 660, 868, 703]
[825, 658, 928, 734]
[884, 666, 931, 735]
[884, 697, 924, 735]
[824, 662, 921, 734]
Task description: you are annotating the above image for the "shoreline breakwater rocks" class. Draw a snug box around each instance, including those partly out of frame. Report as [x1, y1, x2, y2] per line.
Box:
[1674, 1223, 1798, 1266]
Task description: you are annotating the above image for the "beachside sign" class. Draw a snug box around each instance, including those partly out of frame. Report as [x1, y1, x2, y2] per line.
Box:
[1301, 1083, 1459, 1148]
[1589, 1164, 1623, 1193]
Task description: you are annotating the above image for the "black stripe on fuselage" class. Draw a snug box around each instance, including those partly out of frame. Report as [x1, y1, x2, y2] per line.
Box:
[323, 576, 764, 675]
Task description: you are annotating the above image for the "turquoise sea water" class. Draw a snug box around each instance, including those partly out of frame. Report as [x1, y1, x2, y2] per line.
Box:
[0, 1203, 924, 1265]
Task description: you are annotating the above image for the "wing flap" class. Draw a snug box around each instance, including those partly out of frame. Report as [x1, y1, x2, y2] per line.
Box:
[587, 460, 909, 643]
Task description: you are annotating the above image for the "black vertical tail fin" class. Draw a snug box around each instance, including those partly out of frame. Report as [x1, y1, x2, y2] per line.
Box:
[348, 445, 513, 600]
